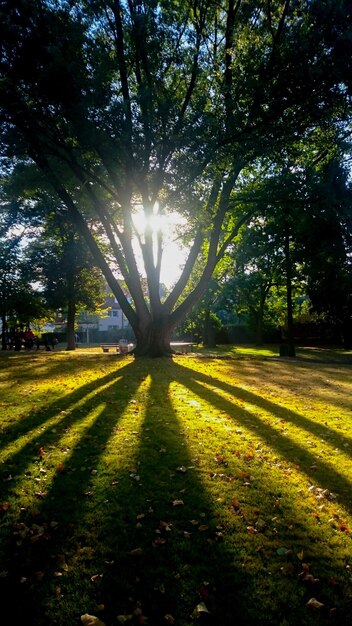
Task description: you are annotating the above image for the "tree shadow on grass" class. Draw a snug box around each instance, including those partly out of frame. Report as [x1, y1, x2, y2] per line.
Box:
[174, 362, 352, 513]
[97, 366, 252, 626]
[0, 367, 128, 491]
[0, 359, 142, 624]
[1, 360, 256, 626]
[1, 358, 352, 625]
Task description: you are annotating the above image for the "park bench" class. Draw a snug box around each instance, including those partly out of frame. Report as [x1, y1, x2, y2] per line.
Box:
[170, 342, 195, 353]
[100, 343, 121, 353]
[100, 342, 131, 354]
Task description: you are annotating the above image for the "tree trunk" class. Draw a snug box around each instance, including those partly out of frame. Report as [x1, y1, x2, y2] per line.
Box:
[66, 297, 76, 350]
[341, 318, 352, 350]
[255, 290, 267, 345]
[203, 310, 216, 348]
[132, 315, 174, 357]
[283, 223, 296, 357]
[1, 312, 7, 350]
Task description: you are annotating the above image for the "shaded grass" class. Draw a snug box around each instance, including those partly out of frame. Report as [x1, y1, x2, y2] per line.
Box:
[1, 348, 352, 625]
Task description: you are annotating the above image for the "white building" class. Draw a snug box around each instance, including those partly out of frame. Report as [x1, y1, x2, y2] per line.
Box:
[98, 294, 126, 332]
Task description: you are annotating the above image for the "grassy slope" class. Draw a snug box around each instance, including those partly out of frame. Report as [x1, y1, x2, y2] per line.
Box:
[0, 347, 352, 625]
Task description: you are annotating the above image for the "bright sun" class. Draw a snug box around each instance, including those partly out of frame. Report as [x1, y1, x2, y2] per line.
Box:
[132, 207, 188, 288]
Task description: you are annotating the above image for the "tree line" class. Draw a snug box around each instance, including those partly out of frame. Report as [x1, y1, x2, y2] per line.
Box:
[1, 0, 351, 356]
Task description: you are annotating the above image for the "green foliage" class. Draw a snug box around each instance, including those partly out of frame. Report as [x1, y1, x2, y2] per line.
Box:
[0, 0, 351, 354]
[0, 229, 46, 337]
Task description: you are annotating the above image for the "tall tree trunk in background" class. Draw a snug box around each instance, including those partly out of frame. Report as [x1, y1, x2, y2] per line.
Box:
[66, 273, 76, 350]
[1, 312, 7, 350]
[284, 221, 296, 357]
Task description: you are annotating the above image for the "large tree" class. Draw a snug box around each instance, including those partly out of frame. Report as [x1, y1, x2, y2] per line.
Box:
[0, 0, 351, 355]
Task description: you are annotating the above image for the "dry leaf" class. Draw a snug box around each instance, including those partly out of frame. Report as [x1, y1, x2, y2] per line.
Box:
[153, 537, 167, 546]
[130, 547, 143, 556]
[91, 573, 103, 583]
[191, 602, 210, 618]
[171, 499, 184, 506]
[306, 597, 324, 609]
[57, 554, 68, 571]
[81, 614, 106, 626]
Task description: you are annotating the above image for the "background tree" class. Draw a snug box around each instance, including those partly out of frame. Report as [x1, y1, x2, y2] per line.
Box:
[0, 230, 45, 349]
[299, 159, 352, 348]
[27, 217, 106, 350]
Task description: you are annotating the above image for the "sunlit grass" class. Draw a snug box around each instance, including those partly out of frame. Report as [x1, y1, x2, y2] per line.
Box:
[1, 349, 352, 625]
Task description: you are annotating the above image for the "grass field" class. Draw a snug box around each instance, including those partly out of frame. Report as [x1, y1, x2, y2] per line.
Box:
[1, 345, 352, 625]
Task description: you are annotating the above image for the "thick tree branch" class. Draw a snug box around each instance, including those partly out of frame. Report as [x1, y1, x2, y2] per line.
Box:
[32, 154, 139, 326]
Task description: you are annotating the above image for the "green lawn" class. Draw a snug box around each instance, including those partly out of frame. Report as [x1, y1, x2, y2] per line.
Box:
[1, 347, 352, 625]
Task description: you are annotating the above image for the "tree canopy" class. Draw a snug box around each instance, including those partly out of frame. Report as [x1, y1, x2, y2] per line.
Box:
[1, 0, 351, 355]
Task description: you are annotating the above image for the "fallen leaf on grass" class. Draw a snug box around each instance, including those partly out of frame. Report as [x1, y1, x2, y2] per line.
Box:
[38, 447, 46, 458]
[198, 585, 209, 600]
[130, 548, 143, 556]
[153, 537, 167, 546]
[299, 563, 319, 583]
[306, 597, 324, 609]
[171, 499, 184, 506]
[117, 616, 133, 624]
[81, 614, 106, 626]
[91, 573, 103, 583]
[214, 455, 227, 465]
[338, 522, 350, 533]
[159, 521, 172, 531]
[57, 554, 68, 571]
[191, 602, 210, 618]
